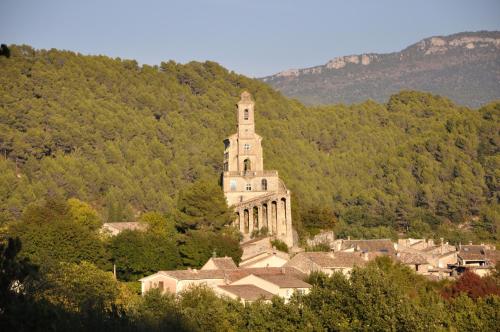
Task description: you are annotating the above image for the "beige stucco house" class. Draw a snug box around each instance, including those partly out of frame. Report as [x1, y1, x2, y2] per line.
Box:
[139, 269, 226, 295]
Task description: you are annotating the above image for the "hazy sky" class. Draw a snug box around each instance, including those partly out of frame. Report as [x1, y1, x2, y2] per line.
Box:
[1, 0, 500, 77]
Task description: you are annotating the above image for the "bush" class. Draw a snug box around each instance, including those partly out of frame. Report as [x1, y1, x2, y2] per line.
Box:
[270, 239, 288, 253]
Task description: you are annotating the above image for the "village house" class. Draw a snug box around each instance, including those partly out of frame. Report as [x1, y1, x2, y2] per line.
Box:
[239, 249, 289, 268]
[139, 269, 226, 295]
[334, 238, 396, 256]
[396, 252, 430, 273]
[201, 256, 238, 270]
[215, 284, 275, 304]
[230, 273, 311, 303]
[284, 251, 368, 276]
[454, 244, 498, 277]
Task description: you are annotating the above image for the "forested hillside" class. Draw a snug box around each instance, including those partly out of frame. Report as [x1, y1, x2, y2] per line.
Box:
[0, 45, 498, 242]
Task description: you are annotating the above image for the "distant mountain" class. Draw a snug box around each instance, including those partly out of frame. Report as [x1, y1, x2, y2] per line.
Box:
[261, 31, 500, 107]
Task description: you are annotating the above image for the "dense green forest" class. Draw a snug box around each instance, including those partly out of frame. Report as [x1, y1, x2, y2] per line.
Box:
[0, 45, 498, 243]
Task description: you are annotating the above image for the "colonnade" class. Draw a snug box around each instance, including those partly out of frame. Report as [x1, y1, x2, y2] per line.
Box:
[234, 195, 291, 239]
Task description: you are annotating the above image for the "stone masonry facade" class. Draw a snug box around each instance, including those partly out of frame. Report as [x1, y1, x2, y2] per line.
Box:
[222, 92, 293, 247]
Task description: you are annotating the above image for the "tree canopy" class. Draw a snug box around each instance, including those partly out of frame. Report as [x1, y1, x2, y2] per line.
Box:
[1, 45, 497, 242]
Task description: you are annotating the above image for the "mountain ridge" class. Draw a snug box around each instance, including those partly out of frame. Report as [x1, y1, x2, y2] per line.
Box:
[261, 31, 500, 107]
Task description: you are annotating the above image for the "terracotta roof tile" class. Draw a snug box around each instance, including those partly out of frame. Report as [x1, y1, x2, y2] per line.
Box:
[284, 252, 367, 272]
[253, 274, 312, 288]
[396, 252, 428, 265]
[458, 245, 487, 261]
[218, 284, 274, 301]
[486, 250, 500, 264]
[226, 267, 305, 283]
[159, 269, 226, 280]
[210, 257, 238, 270]
[341, 239, 395, 255]
[151, 266, 305, 283]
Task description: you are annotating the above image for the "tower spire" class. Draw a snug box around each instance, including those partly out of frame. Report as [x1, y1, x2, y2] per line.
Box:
[237, 91, 255, 137]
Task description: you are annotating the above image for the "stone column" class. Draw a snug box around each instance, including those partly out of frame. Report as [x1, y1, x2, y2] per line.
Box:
[248, 207, 254, 235]
[264, 204, 269, 231]
[285, 195, 293, 244]
[257, 205, 264, 231]
[276, 200, 284, 237]
[238, 209, 244, 234]
[270, 201, 277, 235]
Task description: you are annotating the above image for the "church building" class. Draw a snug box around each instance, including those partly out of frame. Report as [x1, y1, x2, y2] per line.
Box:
[222, 91, 294, 247]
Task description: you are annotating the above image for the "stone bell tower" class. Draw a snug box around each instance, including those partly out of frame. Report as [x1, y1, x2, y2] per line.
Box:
[222, 91, 294, 247]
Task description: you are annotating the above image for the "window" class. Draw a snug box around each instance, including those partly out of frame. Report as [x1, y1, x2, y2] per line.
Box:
[244, 158, 251, 171]
[261, 179, 268, 191]
[230, 180, 237, 191]
[224, 152, 229, 159]
[245, 183, 252, 191]
[244, 109, 249, 120]
[223, 162, 228, 171]
[244, 144, 250, 151]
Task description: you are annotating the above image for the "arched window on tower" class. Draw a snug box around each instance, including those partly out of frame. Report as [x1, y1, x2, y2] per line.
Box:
[244, 158, 251, 172]
[244, 109, 249, 120]
[261, 179, 268, 191]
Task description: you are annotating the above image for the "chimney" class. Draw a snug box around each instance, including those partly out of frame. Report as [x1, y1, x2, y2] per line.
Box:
[347, 236, 351, 241]
[468, 241, 473, 246]
[363, 252, 369, 261]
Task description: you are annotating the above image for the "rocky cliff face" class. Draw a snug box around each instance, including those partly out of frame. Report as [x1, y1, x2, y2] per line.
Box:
[261, 31, 500, 107]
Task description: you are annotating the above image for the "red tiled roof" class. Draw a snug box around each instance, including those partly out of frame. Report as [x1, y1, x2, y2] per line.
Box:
[284, 252, 367, 273]
[458, 245, 487, 261]
[218, 284, 274, 301]
[210, 257, 238, 270]
[253, 274, 311, 288]
[486, 250, 500, 264]
[226, 267, 305, 283]
[159, 269, 226, 280]
[396, 252, 428, 265]
[341, 239, 395, 255]
[149, 266, 305, 283]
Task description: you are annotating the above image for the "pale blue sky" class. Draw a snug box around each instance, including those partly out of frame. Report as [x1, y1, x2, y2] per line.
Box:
[1, 0, 499, 77]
